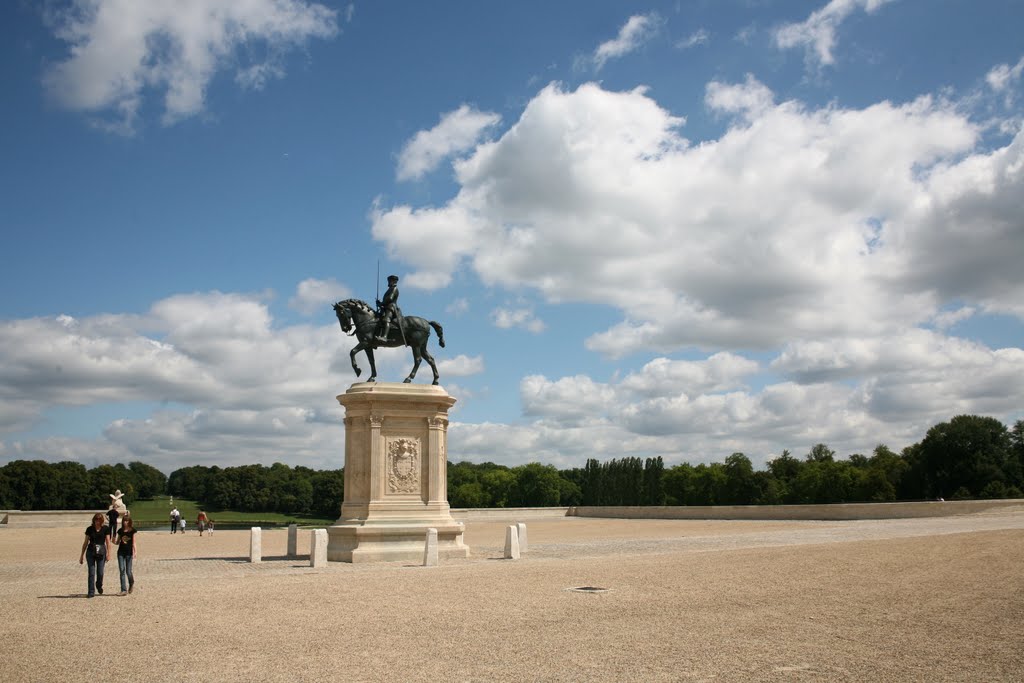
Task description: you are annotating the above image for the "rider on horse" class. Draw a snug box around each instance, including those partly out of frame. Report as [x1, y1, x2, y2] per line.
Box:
[375, 275, 402, 342]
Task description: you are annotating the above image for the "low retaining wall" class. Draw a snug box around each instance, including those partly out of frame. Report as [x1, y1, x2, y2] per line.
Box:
[452, 507, 569, 521]
[568, 499, 1024, 521]
[7, 500, 1022, 528]
[1, 510, 105, 528]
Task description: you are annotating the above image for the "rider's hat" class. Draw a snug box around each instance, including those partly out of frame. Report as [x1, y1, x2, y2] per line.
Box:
[387, 275, 399, 283]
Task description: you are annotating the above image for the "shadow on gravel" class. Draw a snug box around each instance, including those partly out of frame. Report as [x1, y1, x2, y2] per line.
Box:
[155, 555, 309, 563]
[39, 593, 108, 599]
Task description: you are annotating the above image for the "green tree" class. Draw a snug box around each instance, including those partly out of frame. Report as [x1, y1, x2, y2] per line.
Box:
[642, 457, 666, 505]
[51, 461, 91, 509]
[311, 469, 344, 518]
[88, 464, 133, 508]
[451, 481, 488, 508]
[767, 450, 801, 503]
[2, 460, 62, 509]
[0, 467, 12, 508]
[897, 443, 927, 500]
[918, 415, 1012, 498]
[128, 461, 167, 498]
[868, 445, 907, 492]
[723, 453, 757, 505]
[663, 463, 694, 505]
[480, 468, 515, 507]
[979, 480, 1008, 499]
[1008, 420, 1024, 489]
[806, 443, 836, 463]
[557, 476, 583, 506]
[581, 458, 603, 505]
[509, 463, 563, 506]
[691, 463, 727, 506]
[753, 470, 784, 504]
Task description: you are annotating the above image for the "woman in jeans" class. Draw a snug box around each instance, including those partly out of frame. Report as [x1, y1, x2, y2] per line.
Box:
[115, 515, 138, 595]
[79, 513, 110, 597]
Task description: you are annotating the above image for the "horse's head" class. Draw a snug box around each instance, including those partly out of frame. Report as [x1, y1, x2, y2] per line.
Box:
[333, 301, 352, 333]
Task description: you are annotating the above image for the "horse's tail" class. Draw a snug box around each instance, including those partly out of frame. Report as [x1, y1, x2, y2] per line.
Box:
[429, 321, 445, 348]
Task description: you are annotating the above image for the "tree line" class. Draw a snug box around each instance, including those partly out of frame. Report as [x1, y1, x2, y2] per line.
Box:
[2, 415, 1022, 513]
[0, 460, 166, 511]
[167, 464, 344, 518]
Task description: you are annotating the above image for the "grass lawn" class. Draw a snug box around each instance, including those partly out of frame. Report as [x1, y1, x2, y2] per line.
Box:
[126, 496, 335, 528]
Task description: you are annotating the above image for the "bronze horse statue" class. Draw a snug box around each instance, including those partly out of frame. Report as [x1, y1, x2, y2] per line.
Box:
[332, 299, 445, 384]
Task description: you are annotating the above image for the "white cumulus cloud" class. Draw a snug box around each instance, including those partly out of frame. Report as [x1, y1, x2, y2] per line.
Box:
[289, 278, 352, 316]
[438, 354, 485, 377]
[774, 0, 896, 68]
[491, 307, 545, 334]
[592, 13, 660, 71]
[373, 77, 1023, 361]
[43, 0, 339, 133]
[397, 105, 501, 181]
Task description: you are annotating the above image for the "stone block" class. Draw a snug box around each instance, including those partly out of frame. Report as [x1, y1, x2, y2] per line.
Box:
[311, 529, 327, 568]
[287, 524, 298, 558]
[250, 527, 262, 563]
[504, 524, 520, 560]
[423, 527, 439, 566]
[516, 522, 528, 552]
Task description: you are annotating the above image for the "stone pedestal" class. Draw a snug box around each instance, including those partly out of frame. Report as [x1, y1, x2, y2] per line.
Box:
[327, 383, 470, 563]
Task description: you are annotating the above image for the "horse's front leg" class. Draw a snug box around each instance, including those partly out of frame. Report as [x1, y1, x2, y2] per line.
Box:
[405, 347, 422, 383]
[366, 348, 378, 382]
[349, 346, 362, 378]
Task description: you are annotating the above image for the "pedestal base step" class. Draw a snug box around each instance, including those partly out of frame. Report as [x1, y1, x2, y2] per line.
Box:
[327, 520, 469, 563]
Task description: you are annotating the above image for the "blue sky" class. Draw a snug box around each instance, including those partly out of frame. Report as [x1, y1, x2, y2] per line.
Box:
[1, 0, 1022, 474]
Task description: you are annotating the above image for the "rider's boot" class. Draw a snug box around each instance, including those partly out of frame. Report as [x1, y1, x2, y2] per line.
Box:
[376, 321, 390, 342]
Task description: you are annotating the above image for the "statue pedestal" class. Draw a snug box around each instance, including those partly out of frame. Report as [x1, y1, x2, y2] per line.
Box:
[327, 383, 470, 563]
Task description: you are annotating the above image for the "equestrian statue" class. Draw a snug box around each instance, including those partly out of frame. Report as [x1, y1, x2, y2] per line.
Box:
[332, 275, 446, 385]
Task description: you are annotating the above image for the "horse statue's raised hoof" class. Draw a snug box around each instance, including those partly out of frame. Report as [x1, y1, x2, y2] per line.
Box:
[354, 367, 361, 377]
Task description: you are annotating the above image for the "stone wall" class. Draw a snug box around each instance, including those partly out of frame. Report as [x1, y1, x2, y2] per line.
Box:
[1, 510, 105, 528]
[451, 507, 570, 521]
[569, 499, 1024, 521]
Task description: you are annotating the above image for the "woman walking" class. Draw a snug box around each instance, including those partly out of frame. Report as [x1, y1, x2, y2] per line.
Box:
[79, 513, 110, 598]
[197, 510, 208, 536]
[115, 515, 138, 595]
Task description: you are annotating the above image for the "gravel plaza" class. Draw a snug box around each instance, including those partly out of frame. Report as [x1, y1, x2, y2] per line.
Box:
[2, 511, 1023, 682]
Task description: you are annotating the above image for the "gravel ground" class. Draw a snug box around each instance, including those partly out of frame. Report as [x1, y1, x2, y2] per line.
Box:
[1, 512, 1023, 682]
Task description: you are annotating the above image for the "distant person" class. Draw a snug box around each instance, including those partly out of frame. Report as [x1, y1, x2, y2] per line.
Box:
[79, 513, 111, 598]
[197, 511, 208, 536]
[207, 519, 215, 535]
[180, 518, 186, 534]
[170, 507, 180, 534]
[106, 504, 119, 542]
[115, 515, 138, 595]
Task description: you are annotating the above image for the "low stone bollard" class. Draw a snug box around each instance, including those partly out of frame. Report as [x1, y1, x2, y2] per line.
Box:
[250, 527, 262, 563]
[287, 523, 298, 558]
[310, 529, 327, 568]
[516, 522, 528, 552]
[504, 524, 520, 560]
[423, 528, 439, 566]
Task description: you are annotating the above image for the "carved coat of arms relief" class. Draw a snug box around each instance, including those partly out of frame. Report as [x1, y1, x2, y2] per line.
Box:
[386, 437, 421, 494]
